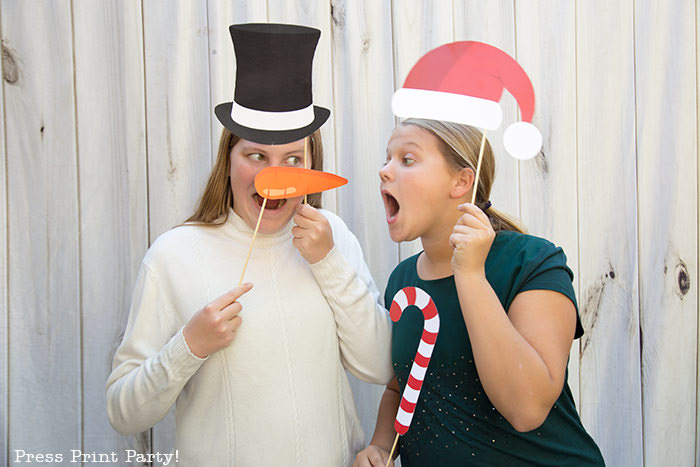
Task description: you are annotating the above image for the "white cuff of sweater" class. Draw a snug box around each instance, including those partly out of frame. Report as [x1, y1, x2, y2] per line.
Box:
[178, 327, 209, 363]
[309, 246, 349, 284]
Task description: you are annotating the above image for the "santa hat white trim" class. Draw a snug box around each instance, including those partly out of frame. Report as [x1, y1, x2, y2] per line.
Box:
[230, 101, 315, 131]
[392, 88, 502, 130]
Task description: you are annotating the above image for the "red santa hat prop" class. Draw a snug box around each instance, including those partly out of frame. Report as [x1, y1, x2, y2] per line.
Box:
[392, 41, 542, 160]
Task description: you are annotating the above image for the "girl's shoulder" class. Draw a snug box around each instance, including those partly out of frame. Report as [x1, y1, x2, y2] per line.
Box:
[142, 223, 212, 268]
[489, 230, 572, 279]
[318, 208, 346, 230]
[492, 230, 562, 260]
[318, 208, 358, 243]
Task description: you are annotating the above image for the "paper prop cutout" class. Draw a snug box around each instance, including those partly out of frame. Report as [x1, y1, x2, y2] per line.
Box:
[238, 164, 348, 286]
[254, 166, 348, 199]
[385, 287, 440, 465]
[392, 41, 542, 160]
[215, 23, 330, 145]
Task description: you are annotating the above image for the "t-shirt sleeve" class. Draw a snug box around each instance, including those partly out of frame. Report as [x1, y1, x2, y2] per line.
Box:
[515, 242, 584, 339]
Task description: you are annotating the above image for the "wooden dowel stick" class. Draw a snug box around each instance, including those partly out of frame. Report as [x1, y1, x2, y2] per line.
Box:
[470, 129, 488, 205]
[385, 432, 399, 467]
[303, 136, 309, 205]
[238, 197, 267, 286]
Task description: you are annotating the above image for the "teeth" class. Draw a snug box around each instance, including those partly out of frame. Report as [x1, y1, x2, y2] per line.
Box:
[253, 193, 286, 210]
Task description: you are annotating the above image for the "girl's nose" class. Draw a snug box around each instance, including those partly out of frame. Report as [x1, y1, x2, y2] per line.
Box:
[379, 160, 393, 182]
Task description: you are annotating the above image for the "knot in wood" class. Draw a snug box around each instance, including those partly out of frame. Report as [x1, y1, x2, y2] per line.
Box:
[675, 262, 690, 297]
[2, 43, 19, 84]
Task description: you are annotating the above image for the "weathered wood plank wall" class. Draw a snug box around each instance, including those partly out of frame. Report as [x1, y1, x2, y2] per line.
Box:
[577, 1, 644, 465]
[1, 1, 698, 466]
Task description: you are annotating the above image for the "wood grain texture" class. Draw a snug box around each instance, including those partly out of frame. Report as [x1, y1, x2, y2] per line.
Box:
[73, 0, 150, 458]
[697, 1, 700, 463]
[144, 0, 213, 241]
[2, 0, 81, 455]
[0, 3, 7, 463]
[142, 0, 212, 458]
[0, 2, 698, 464]
[392, 0, 453, 262]
[267, 0, 339, 212]
[514, 0, 582, 405]
[329, 0, 397, 446]
[576, 1, 643, 464]
[330, 0, 395, 295]
[635, 1, 698, 464]
[206, 0, 267, 166]
[453, 1, 519, 220]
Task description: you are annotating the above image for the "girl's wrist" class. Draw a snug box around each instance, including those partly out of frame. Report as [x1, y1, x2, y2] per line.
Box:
[453, 267, 487, 284]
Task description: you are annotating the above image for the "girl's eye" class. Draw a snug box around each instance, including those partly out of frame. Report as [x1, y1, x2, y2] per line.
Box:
[248, 153, 266, 162]
[285, 156, 302, 167]
[402, 156, 415, 166]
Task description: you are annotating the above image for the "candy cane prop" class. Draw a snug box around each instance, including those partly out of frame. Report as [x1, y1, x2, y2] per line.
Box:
[385, 286, 440, 466]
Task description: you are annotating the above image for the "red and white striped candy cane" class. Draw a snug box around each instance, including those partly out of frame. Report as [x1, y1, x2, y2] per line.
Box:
[389, 286, 440, 435]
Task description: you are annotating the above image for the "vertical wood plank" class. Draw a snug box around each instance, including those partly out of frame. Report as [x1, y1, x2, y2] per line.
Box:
[2, 0, 81, 456]
[207, 0, 267, 164]
[453, 1, 519, 220]
[331, 0, 395, 294]
[514, 0, 582, 408]
[144, 0, 212, 241]
[576, 1, 642, 465]
[635, 1, 698, 465]
[142, 1, 211, 459]
[73, 0, 150, 458]
[329, 0, 396, 445]
[266, 0, 338, 212]
[0, 3, 8, 463]
[697, 1, 700, 463]
[391, 0, 453, 261]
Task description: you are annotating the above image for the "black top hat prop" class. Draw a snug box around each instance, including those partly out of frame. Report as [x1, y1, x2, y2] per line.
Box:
[215, 23, 330, 145]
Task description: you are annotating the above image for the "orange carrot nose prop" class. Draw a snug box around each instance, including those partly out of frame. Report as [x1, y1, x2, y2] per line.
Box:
[254, 166, 348, 199]
[237, 166, 348, 286]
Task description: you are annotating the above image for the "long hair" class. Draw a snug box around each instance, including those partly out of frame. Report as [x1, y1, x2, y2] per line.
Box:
[400, 118, 525, 233]
[185, 128, 324, 225]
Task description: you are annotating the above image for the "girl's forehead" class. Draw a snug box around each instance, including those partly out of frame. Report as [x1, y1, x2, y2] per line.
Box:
[388, 124, 436, 150]
[234, 138, 304, 154]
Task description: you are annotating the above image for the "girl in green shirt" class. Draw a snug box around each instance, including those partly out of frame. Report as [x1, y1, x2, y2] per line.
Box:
[354, 119, 604, 466]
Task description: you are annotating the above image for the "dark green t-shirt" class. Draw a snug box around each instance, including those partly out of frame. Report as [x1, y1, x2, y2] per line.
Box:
[386, 231, 604, 466]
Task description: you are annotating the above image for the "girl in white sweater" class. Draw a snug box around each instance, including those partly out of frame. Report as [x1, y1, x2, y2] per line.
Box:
[106, 23, 392, 466]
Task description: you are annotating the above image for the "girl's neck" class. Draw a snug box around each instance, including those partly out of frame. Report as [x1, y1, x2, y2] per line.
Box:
[417, 228, 456, 280]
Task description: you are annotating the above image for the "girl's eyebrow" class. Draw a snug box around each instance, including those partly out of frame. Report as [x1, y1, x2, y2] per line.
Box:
[387, 141, 422, 154]
[237, 143, 267, 153]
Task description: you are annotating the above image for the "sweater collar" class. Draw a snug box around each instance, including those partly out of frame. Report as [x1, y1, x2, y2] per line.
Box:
[220, 207, 295, 246]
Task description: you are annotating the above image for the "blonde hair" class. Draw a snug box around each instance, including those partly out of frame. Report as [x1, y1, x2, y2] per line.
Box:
[185, 128, 324, 225]
[401, 118, 525, 233]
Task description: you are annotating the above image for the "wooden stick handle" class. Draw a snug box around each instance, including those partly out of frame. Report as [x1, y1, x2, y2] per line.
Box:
[303, 136, 309, 205]
[470, 129, 488, 205]
[385, 433, 399, 467]
[238, 197, 267, 286]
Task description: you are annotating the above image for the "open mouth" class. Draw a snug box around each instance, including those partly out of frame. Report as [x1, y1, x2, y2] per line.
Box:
[382, 191, 400, 224]
[253, 193, 286, 210]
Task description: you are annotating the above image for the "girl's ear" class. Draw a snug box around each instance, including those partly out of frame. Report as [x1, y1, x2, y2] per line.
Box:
[450, 167, 475, 199]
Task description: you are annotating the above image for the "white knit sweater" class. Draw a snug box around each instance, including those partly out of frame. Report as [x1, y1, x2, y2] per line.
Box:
[106, 209, 393, 466]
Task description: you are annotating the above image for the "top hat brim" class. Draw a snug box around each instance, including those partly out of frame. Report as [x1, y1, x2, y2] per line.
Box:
[215, 102, 330, 145]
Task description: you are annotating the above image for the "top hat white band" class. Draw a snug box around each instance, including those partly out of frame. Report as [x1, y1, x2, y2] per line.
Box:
[392, 88, 503, 130]
[231, 101, 315, 131]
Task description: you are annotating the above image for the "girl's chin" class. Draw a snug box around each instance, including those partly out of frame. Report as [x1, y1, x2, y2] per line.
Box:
[387, 225, 408, 243]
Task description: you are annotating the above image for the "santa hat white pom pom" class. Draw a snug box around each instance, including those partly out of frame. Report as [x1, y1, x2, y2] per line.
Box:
[503, 122, 542, 160]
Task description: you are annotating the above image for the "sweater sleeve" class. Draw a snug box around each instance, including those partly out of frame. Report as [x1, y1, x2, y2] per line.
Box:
[105, 262, 207, 435]
[309, 212, 393, 385]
